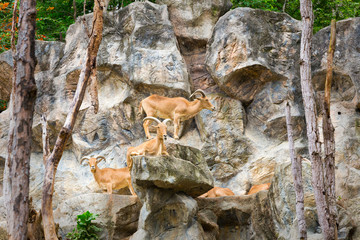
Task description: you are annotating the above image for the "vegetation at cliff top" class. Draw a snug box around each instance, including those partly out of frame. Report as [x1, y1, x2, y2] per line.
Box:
[0, 0, 359, 54]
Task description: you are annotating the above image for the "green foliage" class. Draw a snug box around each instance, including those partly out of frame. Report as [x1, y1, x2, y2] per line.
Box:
[231, 0, 360, 32]
[66, 211, 101, 240]
[0, 99, 7, 111]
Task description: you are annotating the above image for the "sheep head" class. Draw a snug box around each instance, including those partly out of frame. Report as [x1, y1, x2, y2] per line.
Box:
[190, 89, 215, 111]
[81, 156, 106, 173]
[143, 117, 171, 140]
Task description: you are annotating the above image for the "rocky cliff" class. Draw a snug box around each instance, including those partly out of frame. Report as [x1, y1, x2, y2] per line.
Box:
[0, 1, 359, 239]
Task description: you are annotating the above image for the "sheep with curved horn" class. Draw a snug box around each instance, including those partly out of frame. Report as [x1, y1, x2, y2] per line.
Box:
[139, 89, 215, 140]
[126, 117, 171, 170]
[81, 156, 136, 195]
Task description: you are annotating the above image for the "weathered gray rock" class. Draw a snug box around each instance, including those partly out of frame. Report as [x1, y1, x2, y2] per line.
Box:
[196, 195, 254, 240]
[156, 0, 232, 93]
[195, 93, 252, 180]
[132, 189, 206, 240]
[312, 17, 360, 108]
[196, 193, 278, 240]
[54, 193, 142, 239]
[311, 18, 360, 240]
[246, 81, 306, 141]
[206, 8, 306, 142]
[269, 161, 354, 239]
[206, 7, 301, 103]
[156, 0, 232, 42]
[131, 154, 213, 198]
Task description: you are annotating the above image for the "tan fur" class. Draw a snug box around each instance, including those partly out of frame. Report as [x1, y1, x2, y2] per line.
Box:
[247, 183, 271, 195]
[127, 118, 169, 170]
[83, 157, 137, 196]
[198, 187, 235, 198]
[140, 91, 215, 139]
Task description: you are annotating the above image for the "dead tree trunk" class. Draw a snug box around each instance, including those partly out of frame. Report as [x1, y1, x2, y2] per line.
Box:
[299, 0, 335, 239]
[323, 19, 338, 239]
[4, 0, 38, 238]
[285, 102, 307, 239]
[41, 0, 104, 239]
[73, 0, 77, 21]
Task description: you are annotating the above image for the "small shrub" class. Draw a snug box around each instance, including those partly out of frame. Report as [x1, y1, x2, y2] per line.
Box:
[66, 211, 101, 240]
[0, 100, 7, 112]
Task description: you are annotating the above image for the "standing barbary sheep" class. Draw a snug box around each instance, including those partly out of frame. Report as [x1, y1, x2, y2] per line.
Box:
[126, 117, 171, 170]
[81, 156, 136, 195]
[198, 187, 235, 198]
[139, 89, 215, 140]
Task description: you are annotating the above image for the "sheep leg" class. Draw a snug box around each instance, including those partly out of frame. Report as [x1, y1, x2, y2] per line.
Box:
[161, 141, 169, 155]
[173, 117, 180, 140]
[143, 119, 152, 139]
[127, 178, 137, 196]
[106, 184, 112, 194]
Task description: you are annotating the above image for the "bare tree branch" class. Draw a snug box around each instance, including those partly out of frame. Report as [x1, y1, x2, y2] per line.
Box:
[41, 114, 51, 164]
[323, 19, 338, 240]
[41, 0, 105, 238]
[285, 102, 307, 240]
[299, 0, 337, 239]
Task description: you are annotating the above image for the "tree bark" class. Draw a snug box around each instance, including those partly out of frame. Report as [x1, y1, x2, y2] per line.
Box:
[73, 0, 77, 21]
[41, 0, 104, 239]
[4, 0, 38, 239]
[323, 19, 338, 240]
[89, 67, 99, 113]
[285, 102, 307, 239]
[299, 1, 335, 239]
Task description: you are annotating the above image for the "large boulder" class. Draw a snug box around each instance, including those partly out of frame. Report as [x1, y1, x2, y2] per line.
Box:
[195, 93, 251, 181]
[156, 0, 232, 93]
[131, 144, 213, 240]
[54, 193, 142, 239]
[132, 189, 206, 240]
[206, 7, 301, 104]
[206, 8, 305, 143]
[131, 144, 214, 198]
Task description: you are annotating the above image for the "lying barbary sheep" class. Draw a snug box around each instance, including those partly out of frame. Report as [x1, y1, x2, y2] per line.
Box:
[198, 187, 235, 198]
[247, 183, 271, 195]
[126, 117, 171, 170]
[81, 156, 136, 195]
[140, 89, 215, 140]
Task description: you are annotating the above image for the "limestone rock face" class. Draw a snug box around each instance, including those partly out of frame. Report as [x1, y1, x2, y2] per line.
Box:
[269, 161, 354, 239]
[195, 93, 251, 180]
[311, 18, 360, 239]
[54, 194, 142, 239]
[312, 18, 360, 108]
[156, 0, 232, 42]
[206, 7, 301, 103]
[131, 144, 212, 240]
[205, 7, 306, 143]
[132, 190, 206, 240]
[157, 0, 232, 94]
[131, 154, 213, 198]
[0, 1, 360, 239]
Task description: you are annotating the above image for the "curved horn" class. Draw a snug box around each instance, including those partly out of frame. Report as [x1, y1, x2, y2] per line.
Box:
[80, 157, 90, 165]
[189, 89, 206, 99]
[162, 119, 172, 125]
[143, 117, 161, 124]
[96, 156, 106, 163]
